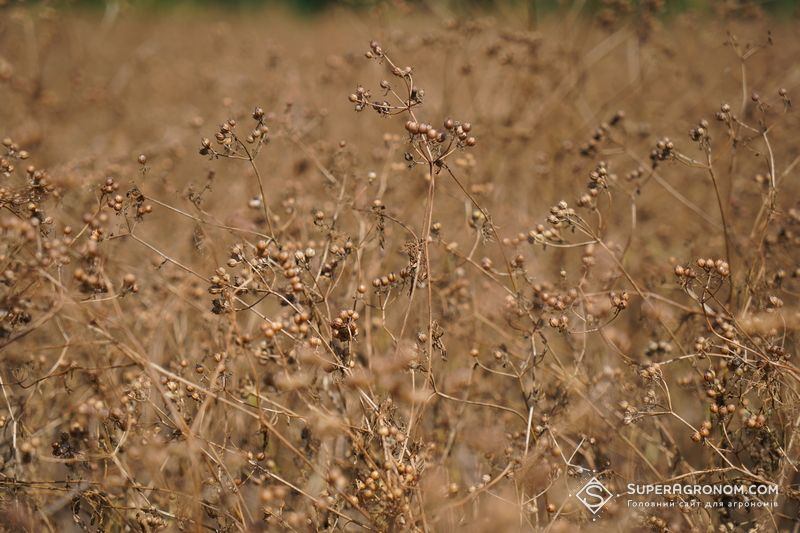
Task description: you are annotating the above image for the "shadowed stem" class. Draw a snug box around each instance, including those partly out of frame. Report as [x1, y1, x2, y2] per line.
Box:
[705, 150, 733, 303]
[239, 141, 276, 241]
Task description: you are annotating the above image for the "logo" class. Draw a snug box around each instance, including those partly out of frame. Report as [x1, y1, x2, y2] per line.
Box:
[575, 476, 613, 514]
[568, 469, 619, 521]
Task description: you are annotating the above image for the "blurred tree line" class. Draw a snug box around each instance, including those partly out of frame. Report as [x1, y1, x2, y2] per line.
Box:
[13, 0, 800, 17]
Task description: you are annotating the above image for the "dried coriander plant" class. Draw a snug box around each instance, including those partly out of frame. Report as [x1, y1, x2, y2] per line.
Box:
[0, 6, 799, 533]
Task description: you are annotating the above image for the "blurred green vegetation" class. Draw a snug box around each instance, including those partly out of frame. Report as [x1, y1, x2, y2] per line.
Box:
[25, 0, 800, 17]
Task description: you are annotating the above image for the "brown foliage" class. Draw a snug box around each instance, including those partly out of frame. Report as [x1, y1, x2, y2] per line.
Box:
[0, 3, 799, 532]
